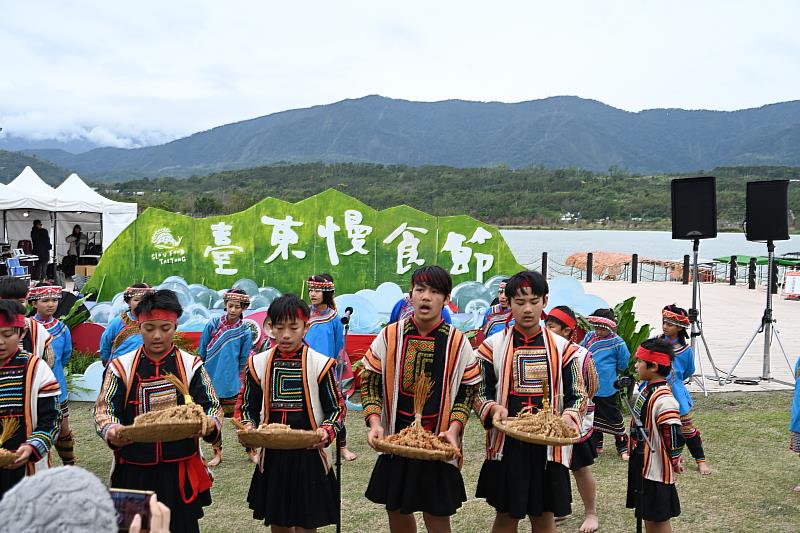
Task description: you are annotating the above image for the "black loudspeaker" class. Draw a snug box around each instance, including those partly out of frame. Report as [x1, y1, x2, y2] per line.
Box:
[671, 176, 717, 240]
[745, 180, 789, 241]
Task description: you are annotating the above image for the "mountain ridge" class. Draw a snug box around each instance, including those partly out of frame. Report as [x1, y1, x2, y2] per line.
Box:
[17, 95, 800, 180]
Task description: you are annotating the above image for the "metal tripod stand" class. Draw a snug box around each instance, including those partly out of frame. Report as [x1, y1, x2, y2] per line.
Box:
[723, 241, 795, 385]
[688, 239, 720, 395]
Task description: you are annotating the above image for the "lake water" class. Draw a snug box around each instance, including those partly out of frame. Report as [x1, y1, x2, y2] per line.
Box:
[501, 229, 800, 267]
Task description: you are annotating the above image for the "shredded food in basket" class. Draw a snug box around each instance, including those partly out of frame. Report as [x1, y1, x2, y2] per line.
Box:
[384, 425, 459, 455]
[503, 401, 578, 439]
[133, 403, 205, 425]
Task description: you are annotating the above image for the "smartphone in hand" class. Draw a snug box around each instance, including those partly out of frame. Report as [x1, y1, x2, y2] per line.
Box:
[110, 488, 154, 532]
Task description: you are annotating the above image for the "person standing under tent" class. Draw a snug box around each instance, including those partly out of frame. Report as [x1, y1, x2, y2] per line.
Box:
[30, 220, 51, 281]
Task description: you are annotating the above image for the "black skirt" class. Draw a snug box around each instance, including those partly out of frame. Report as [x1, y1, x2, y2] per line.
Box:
[476, 437, 572, 519]
[593, 394, 626, 436]
[0, 466, 26, 501]
[570, 437, 598, 471]
[626, 450, 681, 522]
[365, 454, 467, 516]
[248, 448, 338, 529]
[111, 461, 211, 533]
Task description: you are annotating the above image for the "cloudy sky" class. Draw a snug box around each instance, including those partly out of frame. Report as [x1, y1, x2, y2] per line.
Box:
[1, 1, 798, 147]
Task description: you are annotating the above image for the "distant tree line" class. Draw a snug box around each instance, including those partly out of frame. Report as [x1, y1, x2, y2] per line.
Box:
[100, 163, 800, 230]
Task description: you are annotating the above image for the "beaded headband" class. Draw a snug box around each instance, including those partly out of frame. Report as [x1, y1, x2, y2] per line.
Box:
[27, 285, 62, 301]
[306, 279, 335, 292]
[223, 291, 251, 305]
[124, 286, 154, 298]
[635, 346, 671, 367]
[588, 315, 617, 330]
[662, 309, 690, 329]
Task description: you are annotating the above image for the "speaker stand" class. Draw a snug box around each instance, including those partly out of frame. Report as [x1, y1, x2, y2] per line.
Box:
[722, 241, 796, 386]
[688, 239, 720, 396]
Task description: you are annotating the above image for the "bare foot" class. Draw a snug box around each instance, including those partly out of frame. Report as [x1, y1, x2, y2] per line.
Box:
[595, 448, 604, 455]
[620, 451, 630, 462]
[342, 447, 358, 462]
[579, 513, 599, 533]
[697, 461, 712, 475]
[207, 448, 222, 467]
[793, 484, 800, 493]
[247, 449, 259, 464]
[554, 515, 569, 523]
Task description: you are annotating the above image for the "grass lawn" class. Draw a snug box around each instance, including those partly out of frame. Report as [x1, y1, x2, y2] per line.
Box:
[69, 391, 799, 532]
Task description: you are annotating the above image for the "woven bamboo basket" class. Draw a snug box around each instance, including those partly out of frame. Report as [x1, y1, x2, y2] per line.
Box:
[0, 419, 20, 466]
[373, 438, 457, 462]
[118, 374, 206, 443]
[0, 449, 16, 468]
[237, 427, 322, 450]
[493, 419, 580, 446]
[119, 420, 204, 443]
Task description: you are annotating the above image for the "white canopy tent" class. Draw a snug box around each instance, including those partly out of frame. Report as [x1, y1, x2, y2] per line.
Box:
[1, 167, 137, 265]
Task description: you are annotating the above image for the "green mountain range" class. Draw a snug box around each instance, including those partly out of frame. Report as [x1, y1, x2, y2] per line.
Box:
[19, 95, 800, 181]
[0, 150, 71, 185]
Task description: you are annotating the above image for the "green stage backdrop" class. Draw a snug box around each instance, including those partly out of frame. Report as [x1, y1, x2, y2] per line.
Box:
[84, 189, 526, 300]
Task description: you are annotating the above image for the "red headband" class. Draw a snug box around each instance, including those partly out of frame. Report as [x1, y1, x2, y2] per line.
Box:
[138, 309, 179, 324]
[546, 309, 577, 331]
[296, 308, 308, 323]
[0, 314, 25, 329]
[635, 346, 671, 367]
[124, 286, 154, 298]
[662, 309, 690, 328]
[224, 291, 251, 305]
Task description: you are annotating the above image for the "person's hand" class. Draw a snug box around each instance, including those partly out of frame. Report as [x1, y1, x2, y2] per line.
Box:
[129, 494, 171, 533]
[561, 414, 579, 433]
[366, 419, 384, 449]
[672, 456, 685, 474]
[312, 428, 331, 449]
[105, 424, 133, 448]
[491, 404, 509, 425]
[438, 423, 461, 449]
[5, 444, 34, 469]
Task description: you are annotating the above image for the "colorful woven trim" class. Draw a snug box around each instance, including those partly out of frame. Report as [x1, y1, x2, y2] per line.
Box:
[635, 346, 671, 367]
[28, 285, 62, 300]
[588, 315, 617, 330]
[307, 279, 335, 292]
[546, 308, 577, 331]
[124, 286, 154, 298]
[0, 314, 25, 328]
[223, 291, 251, 305]
[138, 309, 179, 324]
[662, 309, 690, 328]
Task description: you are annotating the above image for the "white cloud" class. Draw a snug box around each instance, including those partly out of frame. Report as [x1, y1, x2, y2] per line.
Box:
[0, 0, 799, 146]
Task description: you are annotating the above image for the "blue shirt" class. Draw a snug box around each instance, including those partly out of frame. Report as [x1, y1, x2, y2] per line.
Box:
[389, 297, 452, 324]
[791, 356, 800, 434]
[198, 317, 253, 399]
[34, 315, 72, 403]
[664, 336, 694, 416]
[581, 331, 630, 397]
[100, 311, 143, 364]
[304, 306, 344, 359]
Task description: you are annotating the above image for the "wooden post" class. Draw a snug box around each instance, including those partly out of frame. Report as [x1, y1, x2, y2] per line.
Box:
[586, 253, 593, 283]
[729, 256, 737, 285]
[541, 252, 548, 279]
[683, 255, 690, 285]
[748, 257, 757, 289]
[631, 254, 638, 284]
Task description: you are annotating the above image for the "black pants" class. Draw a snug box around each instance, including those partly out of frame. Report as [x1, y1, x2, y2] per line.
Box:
[33, 258, 49, 280]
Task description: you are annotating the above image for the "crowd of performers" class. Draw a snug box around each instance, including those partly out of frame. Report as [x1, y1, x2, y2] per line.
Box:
[1, 264, 798, 533]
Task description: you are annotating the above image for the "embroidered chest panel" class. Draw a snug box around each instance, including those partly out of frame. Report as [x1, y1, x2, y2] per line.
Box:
[137, 377, 178, 417]
[270, 358, 304, 411]
[0, 357, 27, 418]
[512, 347, 548, 395]
[400, 336, 436, 393]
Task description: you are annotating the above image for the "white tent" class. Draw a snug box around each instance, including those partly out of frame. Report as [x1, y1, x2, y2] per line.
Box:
[1, 167, 137, 263]
[55, 173, 138, 251]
